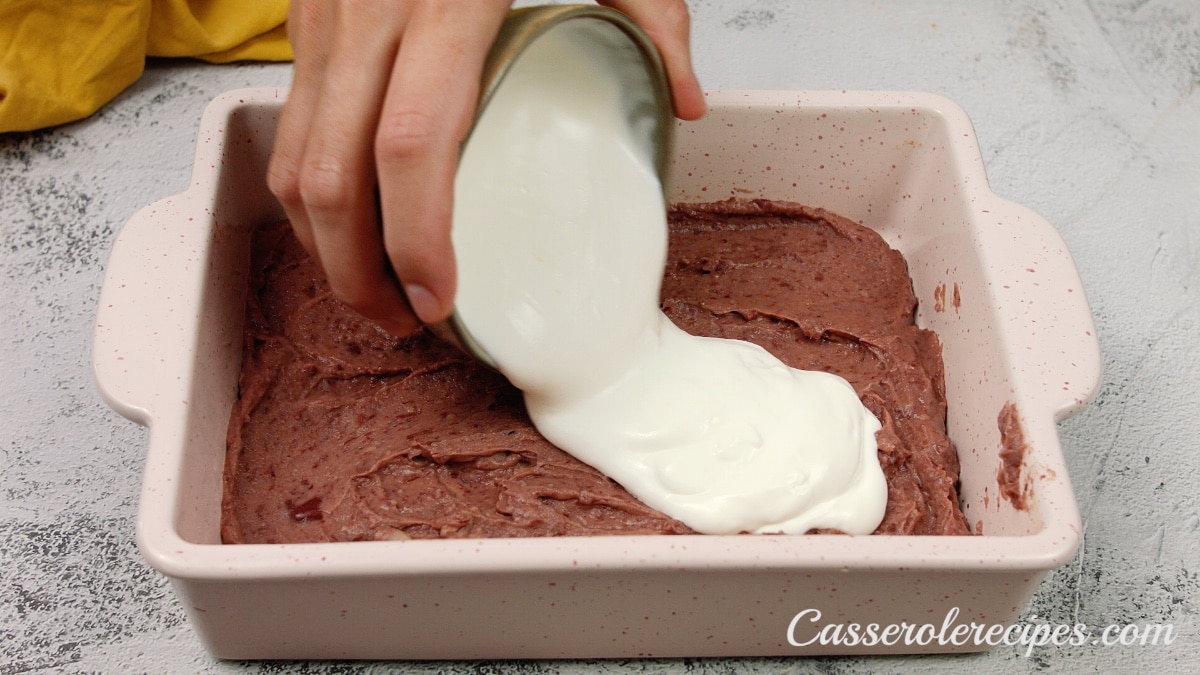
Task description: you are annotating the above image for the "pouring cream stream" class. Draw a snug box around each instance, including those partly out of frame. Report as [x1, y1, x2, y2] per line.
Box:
[451, 18, 886, 535]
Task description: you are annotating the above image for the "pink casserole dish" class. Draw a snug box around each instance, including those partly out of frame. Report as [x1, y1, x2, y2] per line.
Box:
[92, 88, 1100, 659]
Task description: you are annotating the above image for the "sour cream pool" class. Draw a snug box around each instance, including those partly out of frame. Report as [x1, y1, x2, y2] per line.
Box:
[451, 15, 886, 535]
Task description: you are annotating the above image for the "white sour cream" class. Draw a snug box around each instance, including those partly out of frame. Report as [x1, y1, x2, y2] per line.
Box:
[452, 18, 887, 535]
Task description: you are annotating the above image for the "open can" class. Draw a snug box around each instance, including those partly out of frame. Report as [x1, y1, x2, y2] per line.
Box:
[434, 5, 676, 369]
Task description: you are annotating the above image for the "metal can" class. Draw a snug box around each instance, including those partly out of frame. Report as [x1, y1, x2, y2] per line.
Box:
[435, 5, 675, 369]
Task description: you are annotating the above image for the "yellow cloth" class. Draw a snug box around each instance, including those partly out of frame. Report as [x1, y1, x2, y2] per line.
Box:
[0, 0, 292, 133]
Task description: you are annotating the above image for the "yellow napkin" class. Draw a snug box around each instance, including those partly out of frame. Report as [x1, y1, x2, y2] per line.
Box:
[0, 0, 291, 133]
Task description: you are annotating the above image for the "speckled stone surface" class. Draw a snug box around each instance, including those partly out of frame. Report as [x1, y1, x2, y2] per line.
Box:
[2, 0, 1197, 672]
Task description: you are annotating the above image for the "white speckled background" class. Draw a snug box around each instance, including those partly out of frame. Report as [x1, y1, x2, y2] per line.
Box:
[2, 0, 1196, 672]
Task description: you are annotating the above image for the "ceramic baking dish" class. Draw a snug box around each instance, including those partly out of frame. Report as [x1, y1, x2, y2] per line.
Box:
[92, 87, 1100, 659]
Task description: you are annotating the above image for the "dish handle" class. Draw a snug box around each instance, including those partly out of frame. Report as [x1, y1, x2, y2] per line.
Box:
[984, 197, 1102, 422]
[92, 193, 207, 426]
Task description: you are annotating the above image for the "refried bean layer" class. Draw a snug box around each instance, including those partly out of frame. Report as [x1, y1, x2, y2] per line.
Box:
[221, 199, 971, 543]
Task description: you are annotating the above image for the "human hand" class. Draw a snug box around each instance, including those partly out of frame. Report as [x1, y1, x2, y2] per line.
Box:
[267, 0, 706, 337]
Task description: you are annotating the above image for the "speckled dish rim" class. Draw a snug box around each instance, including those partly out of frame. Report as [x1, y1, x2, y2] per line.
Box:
[92, 87, 1102, 658]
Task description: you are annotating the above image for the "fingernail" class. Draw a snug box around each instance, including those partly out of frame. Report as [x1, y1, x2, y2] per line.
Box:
[403, 283, 446, 324]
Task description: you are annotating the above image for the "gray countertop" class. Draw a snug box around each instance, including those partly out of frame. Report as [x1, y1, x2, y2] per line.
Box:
[2, 0, 1196, 672]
